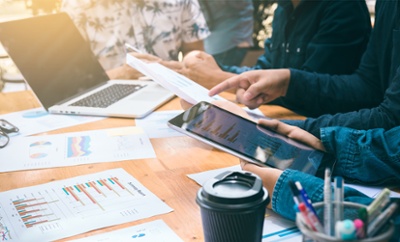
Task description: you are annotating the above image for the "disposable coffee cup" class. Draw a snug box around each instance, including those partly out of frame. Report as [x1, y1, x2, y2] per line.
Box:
[196, 171, 269, 242]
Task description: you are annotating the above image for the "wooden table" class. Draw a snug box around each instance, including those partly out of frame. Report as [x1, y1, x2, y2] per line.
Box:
[0, 90, 304, 241]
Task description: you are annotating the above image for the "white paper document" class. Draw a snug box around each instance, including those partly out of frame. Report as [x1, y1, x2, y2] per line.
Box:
[0, 107, 104, 137]
[345, 183, 400, 198]
[187, 165, 242, 186]
[0, 168, 173, 242]
[262, 211, 302, 241]
[70, 219, 183, 242]
[0, 126, 156, 172]
[135, 110, 185, 138]
[126, 54, 225, 104]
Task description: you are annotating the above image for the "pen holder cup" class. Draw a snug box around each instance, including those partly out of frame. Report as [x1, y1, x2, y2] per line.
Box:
[296, 201, 394, 242]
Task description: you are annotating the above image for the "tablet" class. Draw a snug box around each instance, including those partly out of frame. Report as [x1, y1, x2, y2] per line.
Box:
[168, 101, 324, 175]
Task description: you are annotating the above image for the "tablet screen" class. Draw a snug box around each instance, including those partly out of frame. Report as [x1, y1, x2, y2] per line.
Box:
[168, 102, 323, 175]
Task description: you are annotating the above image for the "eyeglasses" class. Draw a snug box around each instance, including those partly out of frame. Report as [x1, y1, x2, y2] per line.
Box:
[0, 119, 19, 148]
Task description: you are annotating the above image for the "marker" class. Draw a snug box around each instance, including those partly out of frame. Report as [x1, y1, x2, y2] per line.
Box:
[334, 176, 344, 223]
[357, 206, 369, 237]
[367, 202, 398, 237]
[295, 181, 319, 220]
[289, 180, 301, 206]
[335, 219, 356, 240]
[323, 168, 333, 236]
[367, 188, 391, 223]
[298, 203, 315, 230]
[298, 202, 324, 233]
[353, 218, 365, 239]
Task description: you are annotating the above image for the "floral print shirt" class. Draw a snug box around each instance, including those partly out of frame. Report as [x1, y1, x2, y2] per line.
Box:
[61, 0, 210, 70]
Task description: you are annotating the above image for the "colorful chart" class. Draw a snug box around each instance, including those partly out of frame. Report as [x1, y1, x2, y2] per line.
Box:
[61, 177, 136, 212]
[67, 136, 92, 158]
[12, 197, 60, 228]
[29, 141, 52, 159]
[0, 169, 172, 242]
[0, 222, 11, 241]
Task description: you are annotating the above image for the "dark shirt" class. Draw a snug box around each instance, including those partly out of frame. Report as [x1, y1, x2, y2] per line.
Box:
[284, 0, 400, 138]
[222, 0, 371, 75]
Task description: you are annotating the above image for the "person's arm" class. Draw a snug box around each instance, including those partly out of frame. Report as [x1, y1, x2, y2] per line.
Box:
[271, 169, 373, 220]
[208, 68, 291, 109]
[241, 164, 372, 221]
[320, 126, 400, 186]
[283, 66, 400, 137]
[259, 119, 400, 186]
[182, 51, 236, 90]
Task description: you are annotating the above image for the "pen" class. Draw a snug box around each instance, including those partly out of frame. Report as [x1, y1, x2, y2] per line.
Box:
[353, 218, 365, 239]
[289, 180, 301, 206]
[367, 202, 398, 237]
[298, 202, 324, 233]
[367, 188, 391, 223]
[357, 206, 369, 238]
[333, 176, 344, 224]
[323, 167, 333, 236]
[295, 181, 319, 219]
[294, 181, 324, 233]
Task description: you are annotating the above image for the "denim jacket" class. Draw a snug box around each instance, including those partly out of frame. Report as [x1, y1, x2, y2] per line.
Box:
[283, 0, 400, 136]
[321, 126, 400, 186]
[221, 0, 371, 75]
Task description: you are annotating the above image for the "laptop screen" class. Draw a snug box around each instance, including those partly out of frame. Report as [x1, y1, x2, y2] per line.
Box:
[0, 13, 110, 109]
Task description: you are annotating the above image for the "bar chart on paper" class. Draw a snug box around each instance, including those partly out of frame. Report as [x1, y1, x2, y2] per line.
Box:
[12, 197, 61, 228]
[0, 126, 156, 172]
[0, 168, 172, 242]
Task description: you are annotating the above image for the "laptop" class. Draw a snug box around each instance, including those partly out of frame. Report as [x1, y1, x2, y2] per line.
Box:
[0, 13, 175, 118]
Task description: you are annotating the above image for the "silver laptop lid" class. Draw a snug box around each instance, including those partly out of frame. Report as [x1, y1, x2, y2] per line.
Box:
[0, 13, 110, 109]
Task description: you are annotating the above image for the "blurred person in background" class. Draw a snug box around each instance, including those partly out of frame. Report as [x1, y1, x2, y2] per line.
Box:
[199, 0, 254, 66]
[61, 0, 209, 79]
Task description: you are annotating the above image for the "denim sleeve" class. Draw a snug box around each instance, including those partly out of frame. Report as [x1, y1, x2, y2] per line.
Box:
[320, 126, 400, 186]
[220, 54, 270, 74]
[272, 169, 372, 221]
[221, 64, 255, 74]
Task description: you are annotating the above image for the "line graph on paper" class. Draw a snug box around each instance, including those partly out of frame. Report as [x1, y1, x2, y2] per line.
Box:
[0, 169, 172, 242]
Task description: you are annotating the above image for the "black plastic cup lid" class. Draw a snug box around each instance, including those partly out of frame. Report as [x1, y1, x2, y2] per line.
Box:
[196, 171, 269, 211]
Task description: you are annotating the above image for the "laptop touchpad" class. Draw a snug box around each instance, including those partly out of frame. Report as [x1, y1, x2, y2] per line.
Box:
[129, 91, 161, 101]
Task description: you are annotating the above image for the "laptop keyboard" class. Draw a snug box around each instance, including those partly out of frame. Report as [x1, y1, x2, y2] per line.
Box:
[69, 83, 146, 108]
